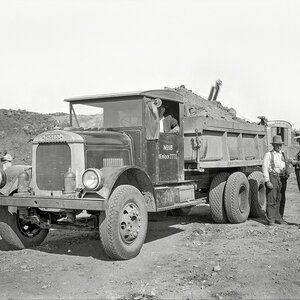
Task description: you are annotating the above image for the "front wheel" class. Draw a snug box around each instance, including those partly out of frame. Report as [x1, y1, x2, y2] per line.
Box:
[0, 207, 49, 249]
[99, 185, 148, 260]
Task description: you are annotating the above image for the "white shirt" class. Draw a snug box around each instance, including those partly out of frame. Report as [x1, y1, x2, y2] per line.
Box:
[3, 154, 12, 162]
[262, 150, 286, 182]
[160, 117, 165, 133]
[2, 153, 12, 170]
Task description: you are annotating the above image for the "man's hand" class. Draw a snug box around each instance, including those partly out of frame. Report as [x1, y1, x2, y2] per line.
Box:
[266, 181, 273, 189]
[288, 158, 297, 165]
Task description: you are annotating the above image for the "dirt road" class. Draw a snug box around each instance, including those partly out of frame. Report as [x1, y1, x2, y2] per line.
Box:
[1, 173, 300, 300]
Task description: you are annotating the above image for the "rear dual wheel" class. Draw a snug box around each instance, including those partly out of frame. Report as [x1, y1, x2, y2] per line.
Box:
[209, 172, 230, 223]
[209, 172, 251, 224]
[248, 171, 266, 218]
[224, 172, 250, 224]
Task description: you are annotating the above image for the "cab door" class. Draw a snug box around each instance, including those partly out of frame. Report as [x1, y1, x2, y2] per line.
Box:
[144, 100, 184, 184]
[158, 133, 182, 183]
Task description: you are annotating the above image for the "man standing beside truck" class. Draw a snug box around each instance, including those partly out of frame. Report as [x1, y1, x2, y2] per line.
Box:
[262, 135, 290, 226]
[1, 150, 12, 170]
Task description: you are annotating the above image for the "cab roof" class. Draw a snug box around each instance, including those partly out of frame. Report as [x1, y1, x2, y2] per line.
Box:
[64, 89, 184, 104]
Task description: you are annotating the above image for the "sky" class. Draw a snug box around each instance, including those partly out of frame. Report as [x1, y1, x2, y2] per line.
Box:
[0, 0, 300, 128]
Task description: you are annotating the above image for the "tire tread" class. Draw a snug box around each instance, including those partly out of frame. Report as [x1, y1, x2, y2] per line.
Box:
[209, 172, 229, 223]
[224, 172, 250, 224]
[248, 171, 265, 218]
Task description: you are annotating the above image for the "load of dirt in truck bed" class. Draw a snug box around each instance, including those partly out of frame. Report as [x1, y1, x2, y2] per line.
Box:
[0, 86, 262, 165]
[172, 85, 243, 122]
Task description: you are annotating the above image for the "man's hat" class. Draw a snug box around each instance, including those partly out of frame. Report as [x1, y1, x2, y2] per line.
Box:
[271, 135, 283, 145]
[294, 130, 300, 140]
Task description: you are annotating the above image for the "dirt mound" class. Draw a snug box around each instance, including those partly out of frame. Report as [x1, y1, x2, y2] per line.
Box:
[173, 85, 243, 122]
[0, 109, 67, 165]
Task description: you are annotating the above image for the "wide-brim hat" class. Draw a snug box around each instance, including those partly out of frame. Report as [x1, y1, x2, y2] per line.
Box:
[271, 135, 283, 145]
[294, 130, 300, 140]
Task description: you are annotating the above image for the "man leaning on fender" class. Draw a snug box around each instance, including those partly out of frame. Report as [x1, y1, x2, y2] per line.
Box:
[262, 135, 290, 226]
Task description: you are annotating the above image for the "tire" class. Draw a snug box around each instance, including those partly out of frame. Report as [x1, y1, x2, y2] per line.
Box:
[224, 172, 250, 224]
[209, 172, 230, 223]
[296, 169, 300, 191]
[248, 171, 266, 218]
[0, 207, 49, 249]
[0, 169, 6, 188]
[99, 185, 148, 260]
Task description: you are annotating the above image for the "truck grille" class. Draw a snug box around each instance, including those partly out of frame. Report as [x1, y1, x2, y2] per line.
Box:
[36, 143, 71, 190]
[86, 149, 130, 169]
[103, 158, 124, 167]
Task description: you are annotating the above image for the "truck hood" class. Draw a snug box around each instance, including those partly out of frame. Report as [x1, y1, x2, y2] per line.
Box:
[79, 130, 131, 146]
[32, 129, 131, 147]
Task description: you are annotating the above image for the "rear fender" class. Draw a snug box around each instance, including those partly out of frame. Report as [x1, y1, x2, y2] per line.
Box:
[96, 166, 157, 212]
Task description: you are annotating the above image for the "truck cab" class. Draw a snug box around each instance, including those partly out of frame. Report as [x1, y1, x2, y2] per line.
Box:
[66, 89, 185, 184]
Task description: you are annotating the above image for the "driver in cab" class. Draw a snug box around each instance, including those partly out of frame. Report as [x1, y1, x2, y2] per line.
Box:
[158, 105, 178, 133]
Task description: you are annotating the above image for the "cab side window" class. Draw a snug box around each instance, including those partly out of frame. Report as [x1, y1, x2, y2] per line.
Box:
[158, 102, 179, 134]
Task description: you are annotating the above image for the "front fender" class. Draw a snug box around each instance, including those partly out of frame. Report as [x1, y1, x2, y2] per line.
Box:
[0, 165, 32, 196]
[95, 166, 157, 212]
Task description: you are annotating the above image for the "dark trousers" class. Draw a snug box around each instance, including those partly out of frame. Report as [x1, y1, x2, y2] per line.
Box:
[279, 178, 287, 218]
[266, 174, 287, 223]
[296, 168, 300, 192]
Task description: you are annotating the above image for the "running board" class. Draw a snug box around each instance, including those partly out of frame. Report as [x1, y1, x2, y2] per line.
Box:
[155, 184, 207, 212]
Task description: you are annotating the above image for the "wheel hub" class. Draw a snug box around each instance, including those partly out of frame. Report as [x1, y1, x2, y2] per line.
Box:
[17, 217, 42, 237]
[120, 203, 142, 244]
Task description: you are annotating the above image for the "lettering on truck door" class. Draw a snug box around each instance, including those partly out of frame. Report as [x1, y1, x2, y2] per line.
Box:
[158, 134, 179, 182]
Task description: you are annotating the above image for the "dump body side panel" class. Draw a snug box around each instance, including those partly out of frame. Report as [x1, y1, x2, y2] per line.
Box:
[183, 116, 267, 170]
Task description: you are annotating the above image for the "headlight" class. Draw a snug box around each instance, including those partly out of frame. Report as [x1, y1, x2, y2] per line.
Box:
[82, 168, 103, 190]
[0, 169, 6, 189]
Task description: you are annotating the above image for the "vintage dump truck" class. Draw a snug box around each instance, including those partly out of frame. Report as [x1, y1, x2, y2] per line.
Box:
[0, 89, 269, 259]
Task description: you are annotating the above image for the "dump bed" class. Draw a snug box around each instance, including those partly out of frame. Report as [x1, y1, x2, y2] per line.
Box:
[183, 116, 267, 169]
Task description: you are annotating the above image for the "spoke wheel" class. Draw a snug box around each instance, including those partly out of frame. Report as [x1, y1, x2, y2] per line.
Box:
[0, 207, 49, 249]
[16, 217, 44, 238]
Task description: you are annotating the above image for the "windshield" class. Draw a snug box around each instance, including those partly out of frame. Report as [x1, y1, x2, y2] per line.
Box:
[70, 99, 143, 129]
